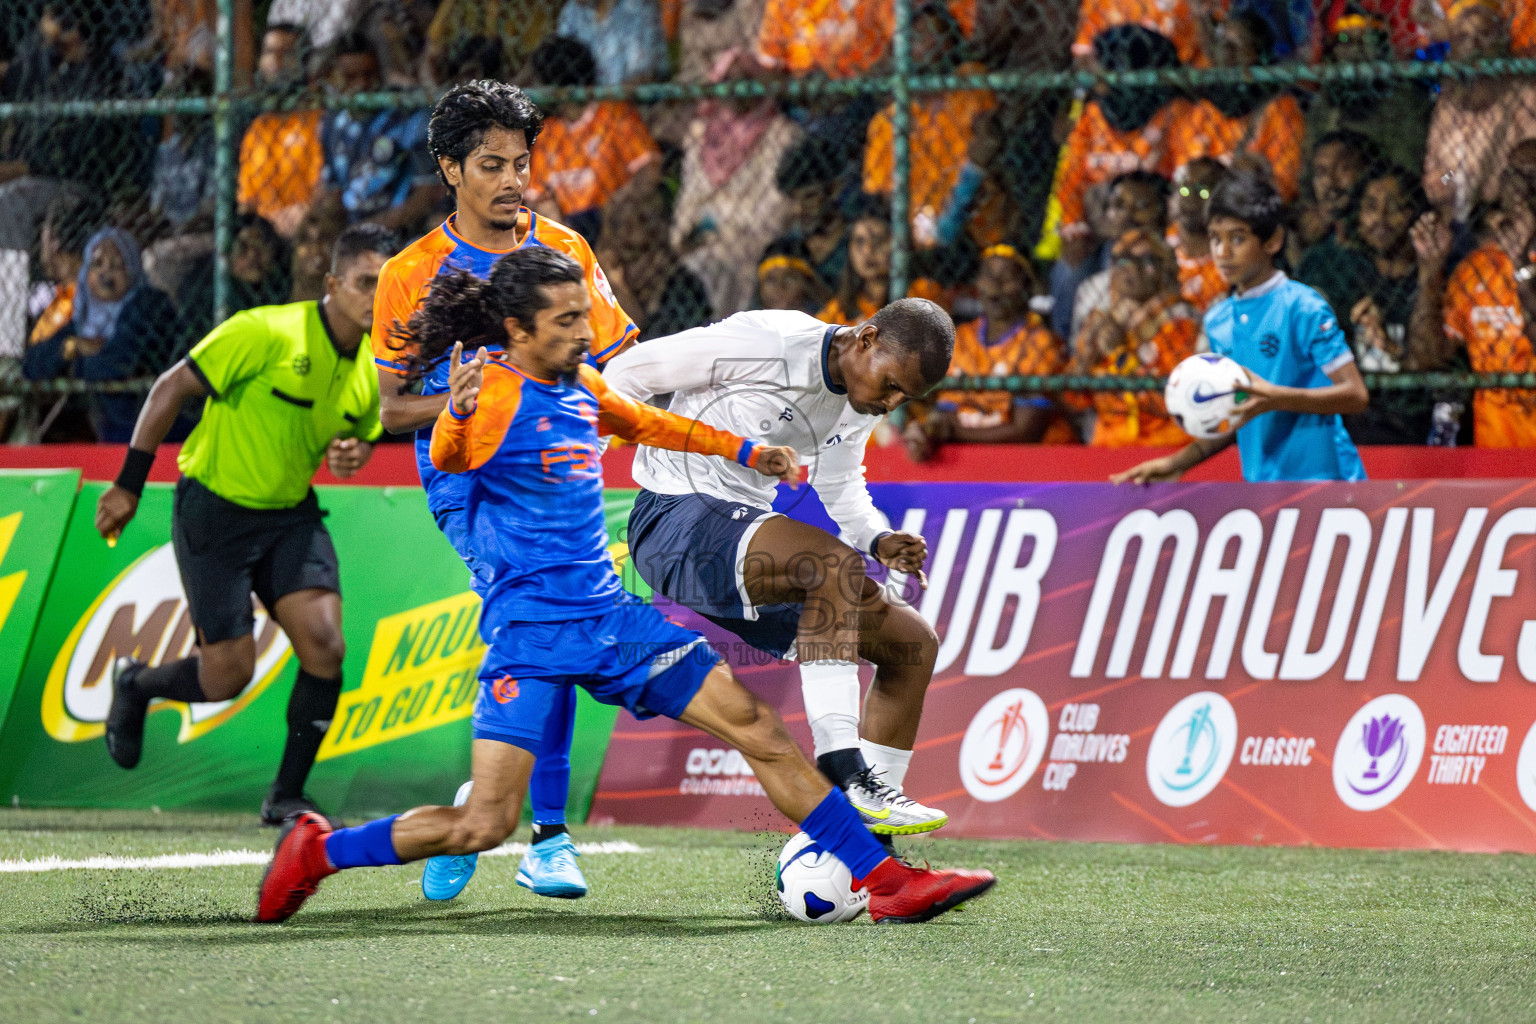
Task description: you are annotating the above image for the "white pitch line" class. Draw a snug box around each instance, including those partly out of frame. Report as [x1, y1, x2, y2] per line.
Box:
[0, 840, 649, 874]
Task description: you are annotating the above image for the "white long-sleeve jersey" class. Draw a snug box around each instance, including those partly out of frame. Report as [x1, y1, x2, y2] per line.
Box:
[602, 310, 892, 554]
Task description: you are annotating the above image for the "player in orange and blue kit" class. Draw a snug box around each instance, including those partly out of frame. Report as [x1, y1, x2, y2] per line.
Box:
[366, 81, 638, 899]
[257, 248, 996, 926]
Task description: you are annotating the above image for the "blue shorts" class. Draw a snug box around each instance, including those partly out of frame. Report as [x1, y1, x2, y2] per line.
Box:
[628, 489, 802, 660]
[472, 595, 719, 751]
[435, 505, 493, 598]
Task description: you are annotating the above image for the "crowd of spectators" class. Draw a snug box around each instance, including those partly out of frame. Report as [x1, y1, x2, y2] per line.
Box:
[3, 0, 1536, 451]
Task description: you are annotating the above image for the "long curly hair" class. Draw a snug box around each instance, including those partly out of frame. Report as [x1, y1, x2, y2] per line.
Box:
[394, 247, 585, 381]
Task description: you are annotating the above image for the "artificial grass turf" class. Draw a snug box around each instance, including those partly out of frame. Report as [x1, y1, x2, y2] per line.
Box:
[1, 808, 1533, 1023]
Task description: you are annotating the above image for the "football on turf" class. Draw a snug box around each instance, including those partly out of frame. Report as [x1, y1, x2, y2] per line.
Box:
[775, 832, 868, 923]
[1165, 353, 1251, 440]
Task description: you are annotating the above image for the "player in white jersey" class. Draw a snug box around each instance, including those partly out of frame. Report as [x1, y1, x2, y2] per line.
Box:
[604, 299, 955, 836]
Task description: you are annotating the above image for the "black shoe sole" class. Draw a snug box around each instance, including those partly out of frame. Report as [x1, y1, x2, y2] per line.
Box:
[875, 876, 996, 925]
[104, 666, 148, 770]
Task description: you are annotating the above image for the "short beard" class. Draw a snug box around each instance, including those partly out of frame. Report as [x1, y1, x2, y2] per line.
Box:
[488, 216, 520, 232]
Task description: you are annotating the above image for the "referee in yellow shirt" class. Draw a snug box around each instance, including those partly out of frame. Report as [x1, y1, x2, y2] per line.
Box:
[94, 224, 397, 825]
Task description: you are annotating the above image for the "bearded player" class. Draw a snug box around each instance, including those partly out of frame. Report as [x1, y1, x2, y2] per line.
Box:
[369, 80, 637, 902]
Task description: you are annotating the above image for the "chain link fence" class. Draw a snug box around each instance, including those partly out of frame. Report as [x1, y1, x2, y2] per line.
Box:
[3, 0, 1536, 448]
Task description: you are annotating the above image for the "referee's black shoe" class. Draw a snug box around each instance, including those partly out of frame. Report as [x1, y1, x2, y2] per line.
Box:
[104, 657, 150, 769]
[261, 789, 342, 829]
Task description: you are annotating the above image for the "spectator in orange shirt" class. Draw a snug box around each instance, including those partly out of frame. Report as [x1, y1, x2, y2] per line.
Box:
[1069, 229, 1199, 447]
[237, 23, 323, 238]
[756, 0, 969, 78]
[526, 36, 661, 243]
[1418, 140, 1536, 446]
[1422, 0, 1536, 225]
[1168, 10, 1306, 202]
[818, 195, 945, 323]
[1072, 0, 1209, 67]
[905, 244, 1077, 460]
[1170, 156, 1231, 313]
[863, 3, 996, 251]
[1051, 26, 1186, 339]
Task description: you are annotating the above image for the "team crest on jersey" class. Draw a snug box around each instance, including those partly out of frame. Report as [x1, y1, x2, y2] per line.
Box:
[493, 675, 520, 704]
[291, 354, 311, 376]
[1258, 333, 1280, 358]
[592, 262, 617, 305]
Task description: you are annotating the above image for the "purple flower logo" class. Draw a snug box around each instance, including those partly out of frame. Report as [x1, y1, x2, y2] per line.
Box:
[1361, 714, 1404, 780]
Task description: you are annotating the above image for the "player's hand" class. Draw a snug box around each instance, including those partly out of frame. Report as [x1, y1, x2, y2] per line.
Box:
[1111, 455, 1184, 485]
[753, 445, 801, 486]
[1229, 369, 1277, 429]
[448, 341, 487, 415]
[95, 485, 139, 540]
[876, 531, 929, 590]
[326, 437, 373, 479]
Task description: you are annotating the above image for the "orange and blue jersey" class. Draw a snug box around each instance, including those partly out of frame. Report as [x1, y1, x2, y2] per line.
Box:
[430, 361, 764, 627]
[370, 210, 639, 516]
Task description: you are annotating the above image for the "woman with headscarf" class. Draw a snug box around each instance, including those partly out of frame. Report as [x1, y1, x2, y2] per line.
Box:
[671, 48, 802, 317]
[1068, 228, 1199, 447]
[23, 227, 182, 442]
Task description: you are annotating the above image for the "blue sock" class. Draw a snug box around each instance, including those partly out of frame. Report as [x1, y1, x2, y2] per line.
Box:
[530, 685, 575, 825]
[323, 815, 402, 869]
[800, 789, 887, 879]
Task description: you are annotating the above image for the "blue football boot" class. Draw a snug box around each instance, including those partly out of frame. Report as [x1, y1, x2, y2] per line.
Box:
[421, 780, 477, 901]
[516, 832, 587, 899]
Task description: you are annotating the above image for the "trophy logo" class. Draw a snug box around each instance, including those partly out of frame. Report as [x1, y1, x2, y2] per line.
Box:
[1332, 695, 1425, 811]
[1146, 692, 1237, 807]
[959, 688, 1049, 803]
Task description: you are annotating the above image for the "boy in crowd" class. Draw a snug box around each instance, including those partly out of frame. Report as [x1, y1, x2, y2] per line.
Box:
[1112, 174, 1370, 483]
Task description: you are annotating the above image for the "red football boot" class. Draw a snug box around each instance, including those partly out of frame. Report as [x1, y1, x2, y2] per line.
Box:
[256, 811, 338, 923]
[856, 857, 996, 924]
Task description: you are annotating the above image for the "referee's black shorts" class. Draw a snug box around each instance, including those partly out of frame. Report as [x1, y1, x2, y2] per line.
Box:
[171, 476, 340, 645]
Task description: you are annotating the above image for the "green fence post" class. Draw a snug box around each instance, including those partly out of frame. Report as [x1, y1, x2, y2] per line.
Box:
[890, 0, 914, 300]
[212, 0, 238, 323]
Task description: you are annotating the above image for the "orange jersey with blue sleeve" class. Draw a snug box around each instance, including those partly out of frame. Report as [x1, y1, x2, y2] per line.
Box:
[369, 210, 639, 516]
[431, 362, 764, 624]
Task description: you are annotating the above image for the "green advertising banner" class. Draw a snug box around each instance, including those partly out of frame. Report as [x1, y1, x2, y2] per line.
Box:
[0, 470, 78, 737]
[0, 480, 640, 822]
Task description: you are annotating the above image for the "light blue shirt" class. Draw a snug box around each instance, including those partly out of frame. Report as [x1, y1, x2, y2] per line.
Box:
[1204, 271, 1367, 483]
[557, 0, 666, 85]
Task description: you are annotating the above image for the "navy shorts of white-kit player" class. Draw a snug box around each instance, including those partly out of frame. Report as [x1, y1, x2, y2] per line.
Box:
[627, 489, 802, 660]
[472, 594, 720, 751]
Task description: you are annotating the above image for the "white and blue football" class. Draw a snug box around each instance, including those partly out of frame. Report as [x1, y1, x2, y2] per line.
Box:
[1165, 353, 1251, 440]
[775, 831, 868, 923]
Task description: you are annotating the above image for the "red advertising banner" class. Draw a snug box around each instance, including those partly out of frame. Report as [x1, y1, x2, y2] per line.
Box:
[591, 481, 1536, 852]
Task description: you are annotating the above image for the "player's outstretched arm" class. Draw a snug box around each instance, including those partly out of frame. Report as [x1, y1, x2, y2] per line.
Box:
[96, 360, 209, 540]
[585, 367, 800, 484]
[1111, 433, 1234, 485]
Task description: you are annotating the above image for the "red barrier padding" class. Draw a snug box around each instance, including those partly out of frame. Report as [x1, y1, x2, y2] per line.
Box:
[0, 441, 1530, 486]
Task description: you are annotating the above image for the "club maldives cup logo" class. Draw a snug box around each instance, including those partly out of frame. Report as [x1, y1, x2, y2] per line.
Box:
[1146, 692, 1238, 807]
[959, 688, 1049, 802]
[1332, 694, 1425, 811]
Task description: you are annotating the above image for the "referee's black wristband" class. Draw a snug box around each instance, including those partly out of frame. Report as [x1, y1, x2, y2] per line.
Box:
[115, 447, 156, 497]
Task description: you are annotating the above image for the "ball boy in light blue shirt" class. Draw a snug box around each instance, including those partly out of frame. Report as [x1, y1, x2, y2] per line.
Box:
[1114, 173, 1370, 484]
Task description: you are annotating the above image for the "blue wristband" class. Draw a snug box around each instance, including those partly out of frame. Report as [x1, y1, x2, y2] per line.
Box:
[736, 438, 759, 467]
[869, 531, 893, 558]
[448, 401, 475, 420]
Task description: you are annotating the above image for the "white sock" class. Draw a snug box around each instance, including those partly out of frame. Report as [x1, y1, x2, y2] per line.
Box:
[861, 739, 913, 791]
[799, 660, 861, 758]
